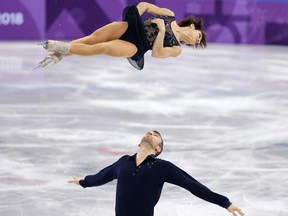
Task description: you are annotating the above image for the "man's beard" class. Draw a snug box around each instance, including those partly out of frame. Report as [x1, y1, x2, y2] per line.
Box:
[140, 136, 153, 147]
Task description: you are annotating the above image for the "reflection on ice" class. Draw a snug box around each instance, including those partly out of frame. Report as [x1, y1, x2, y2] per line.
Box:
[0, 42, 288, 216]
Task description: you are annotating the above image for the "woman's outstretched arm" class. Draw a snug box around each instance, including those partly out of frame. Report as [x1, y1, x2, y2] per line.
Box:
[136, 2, 174, 16]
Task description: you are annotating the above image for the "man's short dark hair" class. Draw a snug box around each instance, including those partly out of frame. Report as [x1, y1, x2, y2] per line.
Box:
[153, 130, 163, 157]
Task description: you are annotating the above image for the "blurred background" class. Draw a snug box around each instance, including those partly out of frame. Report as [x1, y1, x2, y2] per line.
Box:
[1, 0, 288, 45]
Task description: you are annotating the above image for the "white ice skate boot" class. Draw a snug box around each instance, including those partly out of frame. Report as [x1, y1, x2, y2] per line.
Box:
[34, 52, 63, 69]
[41, 40, 70, 55]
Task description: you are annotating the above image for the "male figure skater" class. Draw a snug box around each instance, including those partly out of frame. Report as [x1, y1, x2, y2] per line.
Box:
[69, 131, 244, 216]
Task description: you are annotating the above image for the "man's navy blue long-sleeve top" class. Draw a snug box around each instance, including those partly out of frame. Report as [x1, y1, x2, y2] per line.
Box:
[79, 154, 232, 216]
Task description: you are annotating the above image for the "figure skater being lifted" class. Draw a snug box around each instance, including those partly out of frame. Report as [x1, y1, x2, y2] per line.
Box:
[37, 2, 206, 70]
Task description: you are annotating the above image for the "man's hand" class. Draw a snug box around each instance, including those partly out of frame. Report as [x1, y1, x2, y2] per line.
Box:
[227, 204, 245, 216]
[68, 176, 80, 185]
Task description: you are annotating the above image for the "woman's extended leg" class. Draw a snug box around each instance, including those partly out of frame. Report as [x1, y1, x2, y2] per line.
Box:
[46, 21, 137, 57]
[69, 21, 129, 45]
[36, 21, 137, 68]
[67, 21, 138, 57]
[69, 39, 138, 57]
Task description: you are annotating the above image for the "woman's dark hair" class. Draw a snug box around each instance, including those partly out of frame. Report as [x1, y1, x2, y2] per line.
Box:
[177, 15, 207, 48]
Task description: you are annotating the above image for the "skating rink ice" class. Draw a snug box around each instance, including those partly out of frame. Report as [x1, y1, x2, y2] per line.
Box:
[0, 42, 287, 216]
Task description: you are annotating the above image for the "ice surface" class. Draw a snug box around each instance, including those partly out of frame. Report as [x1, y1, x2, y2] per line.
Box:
[0, 42, 287, 216]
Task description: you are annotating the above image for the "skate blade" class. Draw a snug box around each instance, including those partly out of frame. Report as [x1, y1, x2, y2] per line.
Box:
[37, 41, 48, 49]
[33, 58, 54, 70]
[33, 65, 42, 70]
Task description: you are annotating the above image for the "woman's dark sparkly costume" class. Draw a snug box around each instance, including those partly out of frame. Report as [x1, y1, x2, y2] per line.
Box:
[120, 6, 180, 70]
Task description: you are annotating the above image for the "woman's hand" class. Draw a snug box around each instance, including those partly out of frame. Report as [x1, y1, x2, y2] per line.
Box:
[227, 204, 245, 216]
[68, 176, 80, 185]
[151, 18, 165, 32]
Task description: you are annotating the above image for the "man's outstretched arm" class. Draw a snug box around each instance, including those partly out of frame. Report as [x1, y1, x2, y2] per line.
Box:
[161, 161, 245, 215]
